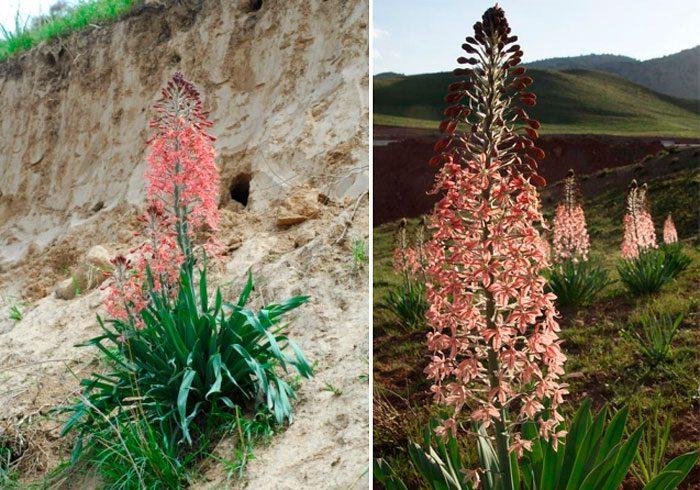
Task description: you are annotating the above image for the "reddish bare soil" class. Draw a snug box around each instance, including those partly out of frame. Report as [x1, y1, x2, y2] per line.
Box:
[373, 125, 699, 224]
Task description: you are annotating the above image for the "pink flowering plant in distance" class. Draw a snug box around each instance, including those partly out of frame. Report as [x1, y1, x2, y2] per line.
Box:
[552, 169, 590, 263]
[663, 213, 678, 244]
[546, 170, 611, 308]
[621, 180, 657, 259]
[617, 180, 691, 295]
[422, 5, 566, 486]
[380, 218, 429, 331]
[62, 74, 312, 477]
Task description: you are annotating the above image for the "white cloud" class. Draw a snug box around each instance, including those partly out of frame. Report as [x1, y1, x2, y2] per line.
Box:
[372, 26, 389, 39]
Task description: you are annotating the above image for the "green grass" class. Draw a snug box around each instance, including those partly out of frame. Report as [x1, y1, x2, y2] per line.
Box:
[374, 70, 700, 137]
[0, 0, 138, 61]
[373, 163, 700, 487]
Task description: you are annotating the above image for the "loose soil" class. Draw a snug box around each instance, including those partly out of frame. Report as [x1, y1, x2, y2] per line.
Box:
[373, 125, 699, 224]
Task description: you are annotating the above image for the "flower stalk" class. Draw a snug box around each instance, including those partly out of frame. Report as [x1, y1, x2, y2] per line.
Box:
[552, 169, 590, 263]
[621, 180, 657, 259]
[104, 73, 221, 323]
[424, 5, 566, 487]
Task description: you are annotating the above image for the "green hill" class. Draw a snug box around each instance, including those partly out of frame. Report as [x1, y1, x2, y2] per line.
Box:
[374, 69, 700, 137]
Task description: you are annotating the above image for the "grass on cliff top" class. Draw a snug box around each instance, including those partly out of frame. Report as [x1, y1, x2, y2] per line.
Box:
[0, 0, 137, 61]
[374, 70, 700, 138]
[373, 163, 700, 488]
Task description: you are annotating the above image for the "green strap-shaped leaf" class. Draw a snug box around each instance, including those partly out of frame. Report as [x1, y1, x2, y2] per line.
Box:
[539, 438, 558, 490]
[644, 451, 699, 490]
[199, 267, 208, 312]
[204, 353, 223, 400]
[374, 458, 409, 490]
[565, 405, 608, 490]
[643, 471, 683, 490]
[600, 424, 644, 489]
[593, 407, 628, 467]
[177, 369, 197, 444]
[558, 399, 592, 488]
[237, 270, 254, 307]
[579, 442, 622, 490]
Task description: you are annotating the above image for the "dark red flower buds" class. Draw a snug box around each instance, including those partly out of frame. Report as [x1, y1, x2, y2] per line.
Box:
[531, 175, 547, 187]
[434, 138, 451, 152]
[529, 147, 546, 159]
[525, 127, 539, 139]
[521, 97, 536, 106]
[439, 120, 458, 134]
[527, 119, 540, 129]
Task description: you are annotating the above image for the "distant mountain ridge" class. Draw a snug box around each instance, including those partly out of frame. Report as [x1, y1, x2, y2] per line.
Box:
[373, 69, 699, 137]
[526, 46, 700, 100]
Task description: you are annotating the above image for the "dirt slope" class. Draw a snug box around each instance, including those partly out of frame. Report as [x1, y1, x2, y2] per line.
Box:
[0, 0, 368, 487]
[373, 126, 698, 224]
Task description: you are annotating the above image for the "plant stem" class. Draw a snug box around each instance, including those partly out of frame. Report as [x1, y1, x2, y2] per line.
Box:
[487, 346, 514, 489]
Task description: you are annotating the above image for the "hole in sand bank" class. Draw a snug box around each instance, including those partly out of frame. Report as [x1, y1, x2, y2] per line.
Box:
[229, 173, 251, 207]
[248, 0, 263, 12]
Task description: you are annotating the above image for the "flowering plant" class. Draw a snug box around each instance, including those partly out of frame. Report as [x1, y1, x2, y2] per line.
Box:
[621, 180, 657, 259]
[63, 74, 312, 463]
[423, 5, 566, 486]
[381, 218, 429, 331]
[662, 213, 678, 244]
[552, 169, 590, 263]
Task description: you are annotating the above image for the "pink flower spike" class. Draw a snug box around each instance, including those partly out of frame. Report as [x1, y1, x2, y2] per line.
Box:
[663, 213, 678, 244]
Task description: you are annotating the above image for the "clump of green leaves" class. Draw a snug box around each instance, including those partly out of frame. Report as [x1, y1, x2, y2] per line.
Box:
[546, 259, 613, 308]
[85, 414, 192, 489]
[660, 243, 691, 279]
[8, 305, 22, 322]
[63, 265, 313, 459]
[617, 249, 671, 295]
[351, 239, 369, 270]
[617, 245, 691, 296]
[377, 280, 428, 332]
[376, 399, 699, 490]
[629, 404, 672, 487]
[623, 311, 683, 369]
[212, 408, 276, 482]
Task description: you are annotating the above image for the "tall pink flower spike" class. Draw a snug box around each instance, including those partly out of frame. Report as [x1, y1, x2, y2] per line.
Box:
[422, 5, 567, 481]
[621, 180, 657, 259]
[552, 169, 590, 263]
[105, 73, 221, 322]
[663, 213, 678, 244]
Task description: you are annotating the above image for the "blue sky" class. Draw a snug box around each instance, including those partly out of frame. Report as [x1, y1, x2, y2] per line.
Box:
[373, 0, 700, 74]
[0, 1, 76, 31]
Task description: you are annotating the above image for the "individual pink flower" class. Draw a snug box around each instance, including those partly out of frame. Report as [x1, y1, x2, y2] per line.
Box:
[663, 213, 678, 244]
[552, 170, 590, 263]
[621, 180, 657, 259]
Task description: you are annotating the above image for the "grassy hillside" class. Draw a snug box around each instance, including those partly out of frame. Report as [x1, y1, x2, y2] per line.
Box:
[373, 154, 700, 487]
[374, 69, 700, 137]
[0, 0, 137, 61]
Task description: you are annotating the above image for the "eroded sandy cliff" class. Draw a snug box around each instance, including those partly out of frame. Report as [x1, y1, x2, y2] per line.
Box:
[0, 0, 368, 487]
